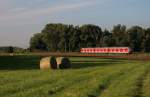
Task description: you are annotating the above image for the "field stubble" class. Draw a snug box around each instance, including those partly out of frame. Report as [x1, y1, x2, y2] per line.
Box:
[0, 56, 150, 97]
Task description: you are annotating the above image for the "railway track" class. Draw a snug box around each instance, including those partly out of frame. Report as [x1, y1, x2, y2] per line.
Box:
[0, 52, 150, 61]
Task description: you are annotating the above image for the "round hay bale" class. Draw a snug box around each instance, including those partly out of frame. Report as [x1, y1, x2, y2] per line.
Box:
[40, 56, 57, 70]
[56, 57, 71, 69]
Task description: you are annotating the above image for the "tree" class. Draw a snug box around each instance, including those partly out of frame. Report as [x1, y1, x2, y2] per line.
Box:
[79, 24, 102, 48]
[41, 24, 65, 51]
[141, 28, 150, 52]
[29, 23, 149, 52]
[112, 24, 127, 46]
[127, 26, 144, 52]
[101, 29, 115, 47]
[8, 46, 14, 53]
[69, 26, 81, 51]
[30, 33, 47, 51]
[56, 24, 70, 52]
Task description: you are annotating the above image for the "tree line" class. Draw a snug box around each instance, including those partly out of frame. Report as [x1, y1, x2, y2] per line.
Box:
[0, 46, 27, 53]
[30, 23, 150, 52]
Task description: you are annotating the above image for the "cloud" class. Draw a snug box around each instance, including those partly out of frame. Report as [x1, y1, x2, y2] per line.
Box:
[0, 1, 95, 22]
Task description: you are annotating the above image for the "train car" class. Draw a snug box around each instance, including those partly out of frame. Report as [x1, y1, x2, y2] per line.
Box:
[80, 47, 131, 54]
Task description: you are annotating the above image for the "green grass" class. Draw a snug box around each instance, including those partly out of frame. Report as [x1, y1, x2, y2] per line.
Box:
[0, 55, 150, 97]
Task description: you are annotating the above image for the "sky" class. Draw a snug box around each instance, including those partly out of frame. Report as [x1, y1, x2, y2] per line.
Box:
[0, 0, 150, 48]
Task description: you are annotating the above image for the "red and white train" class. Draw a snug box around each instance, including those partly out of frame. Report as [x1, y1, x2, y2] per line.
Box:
[80, 47, 131, 54]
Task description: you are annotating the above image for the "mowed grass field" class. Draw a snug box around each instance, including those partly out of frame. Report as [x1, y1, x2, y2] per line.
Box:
[0, 55, 150, 97]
